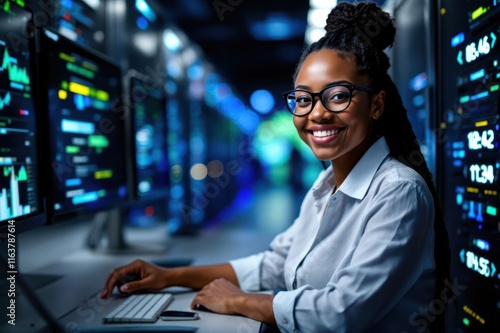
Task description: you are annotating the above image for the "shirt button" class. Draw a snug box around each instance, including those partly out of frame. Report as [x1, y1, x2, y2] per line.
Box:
[282, 317, 288, 325]
[332, 197, 337, 201]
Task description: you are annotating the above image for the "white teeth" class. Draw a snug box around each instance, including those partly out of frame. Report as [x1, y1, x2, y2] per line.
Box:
[312, 129, 342, 137]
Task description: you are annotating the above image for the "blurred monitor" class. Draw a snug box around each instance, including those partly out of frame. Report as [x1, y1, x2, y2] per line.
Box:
[53, 0, 107, 53]
[121, 71, 194, 261]
[0, 1, 45, 233]
[0, 1, 54, 293]
[38, 26, 129, 221]
[125, 70, 169, 201]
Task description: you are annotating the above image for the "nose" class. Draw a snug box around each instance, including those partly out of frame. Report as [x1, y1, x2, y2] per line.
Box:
[308, 96, 332, 122]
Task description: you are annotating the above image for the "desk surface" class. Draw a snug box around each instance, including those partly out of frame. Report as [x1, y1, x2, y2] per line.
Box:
[58, 290, 262, 333]
[0, 219, 276, 333]
[2, 290, 262, 333]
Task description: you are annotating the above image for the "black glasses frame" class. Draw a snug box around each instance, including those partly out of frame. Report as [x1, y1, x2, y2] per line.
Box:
[282, 83, 378, 116]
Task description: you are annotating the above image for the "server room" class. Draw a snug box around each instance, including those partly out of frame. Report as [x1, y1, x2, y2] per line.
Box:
[0, 0, 499, 332]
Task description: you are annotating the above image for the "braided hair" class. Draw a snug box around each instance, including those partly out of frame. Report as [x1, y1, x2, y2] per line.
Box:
[295, 2, 451, 332]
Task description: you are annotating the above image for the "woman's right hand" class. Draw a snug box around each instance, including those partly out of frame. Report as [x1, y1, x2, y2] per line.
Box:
[100, 259, 169, 298]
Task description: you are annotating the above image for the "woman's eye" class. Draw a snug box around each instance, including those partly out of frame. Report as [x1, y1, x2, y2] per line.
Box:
[327, 92, 350, 102]
[296, 96, 312, 105]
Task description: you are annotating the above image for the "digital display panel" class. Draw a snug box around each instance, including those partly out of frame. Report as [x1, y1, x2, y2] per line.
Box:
[457, 22, 499, 65]
[462, 198, 497, 225]
[455, 233, 500, 330]
[467, 127, 498, 151]
[466, 161, 498, 185]
[40, 27, 128, 217]
[441, 0, 500, 331]
[460, 242, 498, 281]
[449, 118, 500, 207]
[0, 0, 40, 223]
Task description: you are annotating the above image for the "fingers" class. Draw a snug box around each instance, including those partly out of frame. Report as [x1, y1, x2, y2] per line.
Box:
[190, 292, 205, 310]
[101, 269, 121, 298]
[101, 260, 143, 298]
[189, 278, 242, 313]
[190, 284, 207, 310]
[118, 277, 147, 294]
[189, 280, 218, 310]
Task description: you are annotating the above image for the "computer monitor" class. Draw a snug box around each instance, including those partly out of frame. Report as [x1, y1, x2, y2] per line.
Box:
[37, 26, 129, 222]
[125, 69, 169, 202]
[0, 1, 45, 234]
[0, 1, 58, 295]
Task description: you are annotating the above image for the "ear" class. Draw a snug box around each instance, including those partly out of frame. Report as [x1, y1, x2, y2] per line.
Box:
[370, 90, 385, 120]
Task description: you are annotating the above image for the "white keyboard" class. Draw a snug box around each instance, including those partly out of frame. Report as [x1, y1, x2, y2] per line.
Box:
[103, 293, 173, 323]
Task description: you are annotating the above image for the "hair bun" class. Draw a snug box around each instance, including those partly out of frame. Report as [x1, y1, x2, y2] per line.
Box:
[325, 2, 396, 51]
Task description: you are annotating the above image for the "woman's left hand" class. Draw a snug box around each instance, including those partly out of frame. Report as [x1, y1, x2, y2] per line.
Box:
[190, 278, 245, 314]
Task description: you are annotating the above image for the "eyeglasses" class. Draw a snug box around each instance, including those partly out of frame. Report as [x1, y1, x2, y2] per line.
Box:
[282, 83, 378, 116]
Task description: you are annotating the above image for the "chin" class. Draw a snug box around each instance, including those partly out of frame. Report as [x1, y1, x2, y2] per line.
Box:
[310, 150, 336, 162]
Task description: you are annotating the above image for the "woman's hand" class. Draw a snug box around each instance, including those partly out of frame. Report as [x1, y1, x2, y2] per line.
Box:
[100, 259, 169, 298]
[190, 278, 244, 314]
[190, 278, 277, 327]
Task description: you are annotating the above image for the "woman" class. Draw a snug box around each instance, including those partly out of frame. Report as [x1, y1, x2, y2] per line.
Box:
[101, 2, 451, 332]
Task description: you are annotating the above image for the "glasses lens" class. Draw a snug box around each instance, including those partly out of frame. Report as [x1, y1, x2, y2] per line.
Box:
[322, 85, 351, 112]
[286, 91, 313, 115]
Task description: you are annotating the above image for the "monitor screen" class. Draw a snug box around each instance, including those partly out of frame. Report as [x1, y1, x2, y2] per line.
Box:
[127, 71, 168, 200]
[0, 1, 44, 231]
[39, 27, 128, 219]
[53, 0, 107, 53]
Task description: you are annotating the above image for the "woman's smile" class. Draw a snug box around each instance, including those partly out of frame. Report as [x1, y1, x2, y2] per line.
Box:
[307, 126, 346, 144]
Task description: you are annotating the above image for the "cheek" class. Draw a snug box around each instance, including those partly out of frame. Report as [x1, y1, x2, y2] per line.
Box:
[293, 117, 304, 132]
[342, 106, 372, 128]
[292, 117, 310, 143]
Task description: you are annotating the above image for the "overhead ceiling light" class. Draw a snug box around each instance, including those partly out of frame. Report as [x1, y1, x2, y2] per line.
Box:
[132, 32, 157, 56]
[135, 0, 157, 22]
[305, 0, 337, 44]
[307, 8, 330, 28]
[163, 29, 182, 51]
[249, 13, 304, 40]
[305, 27, 325, 44]
[310, 0, 336, 9]
[82, 0, 100, 10]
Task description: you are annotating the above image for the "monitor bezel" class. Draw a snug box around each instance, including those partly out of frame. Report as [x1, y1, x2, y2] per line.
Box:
[124, 69, 170, 202]
[0, 2, 46, 233]
[37, 26, 131, 223]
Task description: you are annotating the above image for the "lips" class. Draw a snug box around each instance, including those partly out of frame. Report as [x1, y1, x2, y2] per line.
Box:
[305, 126, 345, 145]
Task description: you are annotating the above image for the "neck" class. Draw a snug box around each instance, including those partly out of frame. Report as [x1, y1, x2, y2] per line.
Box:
[331, 136, 376, 189]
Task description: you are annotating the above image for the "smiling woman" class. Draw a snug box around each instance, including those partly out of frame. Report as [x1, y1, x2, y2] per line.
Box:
[289, 50, 385, 172]
[101, 2, 452, 332]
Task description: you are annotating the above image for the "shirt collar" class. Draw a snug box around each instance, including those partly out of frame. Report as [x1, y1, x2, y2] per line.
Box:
[338, 136, 390, 200]
[311, 137, 390, 202]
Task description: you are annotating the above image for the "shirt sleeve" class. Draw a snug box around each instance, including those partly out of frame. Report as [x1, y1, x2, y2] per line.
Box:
[229, 253, 264, 291]
[273, 179, 435, 333]
[230, 219, 299, 291]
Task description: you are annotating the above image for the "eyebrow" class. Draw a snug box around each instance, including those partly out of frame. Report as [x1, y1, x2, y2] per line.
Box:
[295, 80, 352, 90]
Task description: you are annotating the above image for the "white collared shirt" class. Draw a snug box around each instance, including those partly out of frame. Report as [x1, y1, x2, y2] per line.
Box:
[230, 137, 436, 333]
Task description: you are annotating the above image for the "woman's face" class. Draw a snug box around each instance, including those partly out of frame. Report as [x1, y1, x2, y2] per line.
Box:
[293, 49, 383, 163]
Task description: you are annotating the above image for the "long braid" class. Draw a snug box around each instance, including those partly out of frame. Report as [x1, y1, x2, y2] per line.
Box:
[380, 74, 451, 333]
[294, 2, 452, 332]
